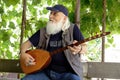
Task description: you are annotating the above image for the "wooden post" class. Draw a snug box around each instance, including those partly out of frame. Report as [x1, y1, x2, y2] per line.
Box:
[101, 0, 106, 80]
[75, 0, 80, 28]
[19, 0, 26, 78]
[20, 0, 26, 50]
[102, 0, 106, 62]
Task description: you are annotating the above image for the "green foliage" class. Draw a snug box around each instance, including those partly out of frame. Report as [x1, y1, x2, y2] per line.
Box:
[85, 38, 102, 61]
[0, 6, 4, 14]
[2, 0, 19, 6]
[9, 21, 15, 29]
[32, 0, 41, 5]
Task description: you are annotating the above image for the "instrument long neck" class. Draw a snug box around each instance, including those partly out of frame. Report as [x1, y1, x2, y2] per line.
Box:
[50, 32, 110, 56]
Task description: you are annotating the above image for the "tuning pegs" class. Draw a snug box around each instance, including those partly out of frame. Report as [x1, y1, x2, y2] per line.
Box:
[86, 31, 110, 42]
[102, 32, 107, 35]
[98, 31, 107, 37]
[96, 32, 99, 35]
[88, 37, 92, 40]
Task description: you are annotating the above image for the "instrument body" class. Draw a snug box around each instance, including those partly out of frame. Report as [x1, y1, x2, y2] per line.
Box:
[20, 49, 51, 74]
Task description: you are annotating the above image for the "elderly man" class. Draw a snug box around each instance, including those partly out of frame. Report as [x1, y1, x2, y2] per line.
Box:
[20, 4, 86, 80]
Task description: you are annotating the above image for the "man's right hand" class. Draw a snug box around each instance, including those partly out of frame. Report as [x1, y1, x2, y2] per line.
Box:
[20, 40, 36, 66]
[20, 53, 36, 66]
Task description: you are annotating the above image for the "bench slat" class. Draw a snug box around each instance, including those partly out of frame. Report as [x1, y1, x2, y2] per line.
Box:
[87, 62, 120, 79]
[0, 59, 22, 73]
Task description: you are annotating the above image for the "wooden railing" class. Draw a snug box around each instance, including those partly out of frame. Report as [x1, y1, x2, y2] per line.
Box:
[0, 59, 120, 80]
[83, 62, 120, 79]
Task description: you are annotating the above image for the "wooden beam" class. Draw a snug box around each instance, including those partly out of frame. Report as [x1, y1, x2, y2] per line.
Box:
[0, 59, 22, 73]
[87, 62, 120, 79]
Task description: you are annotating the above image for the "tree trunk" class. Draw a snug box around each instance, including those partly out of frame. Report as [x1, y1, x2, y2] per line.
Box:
[20, 0, 26, 50]
[75, 0, 80, 28]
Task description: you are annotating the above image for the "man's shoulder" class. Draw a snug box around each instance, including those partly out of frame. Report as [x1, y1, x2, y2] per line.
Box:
[70, 23, 78, 28]
[37, 27, 47, 37]
[70, 23, 75, 27]
[39, 27, 46, 33]
[40, 27, 46, 30]
[68, 23, 76, 30]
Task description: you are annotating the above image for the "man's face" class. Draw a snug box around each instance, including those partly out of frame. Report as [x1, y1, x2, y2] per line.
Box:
[46, 11, 66, 35]
[49, 11, 65, 23]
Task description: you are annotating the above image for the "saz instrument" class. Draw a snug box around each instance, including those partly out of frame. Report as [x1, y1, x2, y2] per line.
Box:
[20, 32, 110, 74]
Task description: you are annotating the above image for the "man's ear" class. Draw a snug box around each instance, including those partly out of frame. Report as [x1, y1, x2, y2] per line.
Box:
[63, 16, 67, 22]
[64, 16, 67, 20]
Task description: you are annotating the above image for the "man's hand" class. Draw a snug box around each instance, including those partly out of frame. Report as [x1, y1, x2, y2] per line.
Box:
[68, 40, 82, 55]
[68, 40, 87, 55]
[20, 53, 36, 66]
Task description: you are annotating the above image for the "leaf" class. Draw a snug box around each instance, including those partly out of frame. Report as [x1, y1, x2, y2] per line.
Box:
[32, 0, 41, 5]
[69, 11, 75, 23]
[42, 9, 48, 14]
[0, 7, 4, 14]
[107, 37, 114, 44]
[7, 10, 19, 19]
[1, 20, 7, 28]
[2, 32, 10, 41]
[81, 0, 90, 7]
[9, 22, 15, 29]
[28, 5, 36, 15]
[3, 0, 19, 6]
[47, 1, 52, 5]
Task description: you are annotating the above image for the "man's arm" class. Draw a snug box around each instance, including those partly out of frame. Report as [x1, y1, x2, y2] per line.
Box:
[20, 40, 36, 66]
[20, 40, 32, 53]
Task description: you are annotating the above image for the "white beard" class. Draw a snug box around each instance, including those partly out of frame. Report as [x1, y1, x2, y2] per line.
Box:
[46, 18, 64, 35]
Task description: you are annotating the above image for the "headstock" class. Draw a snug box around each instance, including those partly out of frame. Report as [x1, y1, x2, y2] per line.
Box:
[74, 32, 111, 46]
[87, 32, 110, 41]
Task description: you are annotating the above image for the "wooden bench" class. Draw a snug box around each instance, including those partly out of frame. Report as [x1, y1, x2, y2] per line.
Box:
[0, 59, 120, 79]
[83, 62, 120, 79]
[0, 59, 22, 73]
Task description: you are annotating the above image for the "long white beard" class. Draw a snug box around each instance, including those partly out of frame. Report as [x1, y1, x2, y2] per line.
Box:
[46, 18, 64, 35]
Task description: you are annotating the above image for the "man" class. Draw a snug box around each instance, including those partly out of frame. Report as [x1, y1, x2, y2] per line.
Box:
[20, 4, 86, 80]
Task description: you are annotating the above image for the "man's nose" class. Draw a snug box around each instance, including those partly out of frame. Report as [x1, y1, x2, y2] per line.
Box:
[49, 14, 53, 18]
[49, 15, 54, 20]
